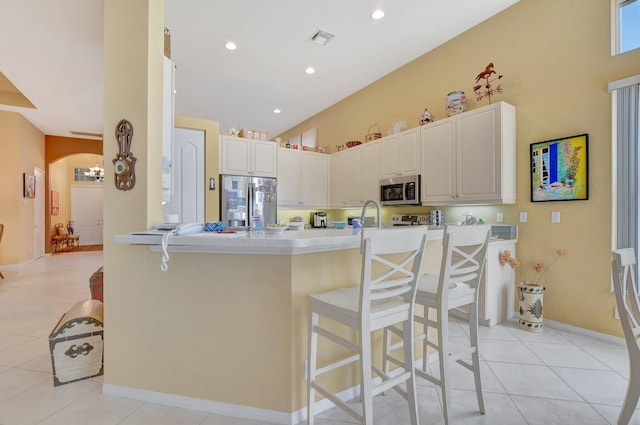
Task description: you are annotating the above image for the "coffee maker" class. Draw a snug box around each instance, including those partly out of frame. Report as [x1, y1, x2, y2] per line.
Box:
[311, 212, 327, 228]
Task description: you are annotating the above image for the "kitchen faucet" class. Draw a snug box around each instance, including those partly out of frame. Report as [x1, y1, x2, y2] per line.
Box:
[360, 199, 382, 229]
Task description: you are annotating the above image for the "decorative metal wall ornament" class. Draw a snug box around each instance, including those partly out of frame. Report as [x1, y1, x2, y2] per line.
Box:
[473, 62, 503, 104]
[112, 119, 137, 190]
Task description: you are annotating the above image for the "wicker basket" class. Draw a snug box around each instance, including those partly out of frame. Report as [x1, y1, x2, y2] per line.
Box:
[365, 124, 382, 142]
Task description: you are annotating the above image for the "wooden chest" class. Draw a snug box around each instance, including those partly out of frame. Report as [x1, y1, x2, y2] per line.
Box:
[89, 266, 104, 302]
[49, 300, 104, 386]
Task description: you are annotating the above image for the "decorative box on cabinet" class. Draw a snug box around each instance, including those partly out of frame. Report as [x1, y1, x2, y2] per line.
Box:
[49, 300, 104, 386]
[420, 101, 516, 205]
[277, 148, 329, 207]
[220, 135, 277, 177]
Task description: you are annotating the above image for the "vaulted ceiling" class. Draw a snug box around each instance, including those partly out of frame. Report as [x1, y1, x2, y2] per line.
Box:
[0, 0, 519, 140]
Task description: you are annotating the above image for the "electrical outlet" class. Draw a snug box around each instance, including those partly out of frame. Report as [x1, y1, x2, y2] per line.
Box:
[496, 212, 504, 223]
[615, 306, 620, 320]
[551, 211, 561, 223]
[519, 212, 528, 223]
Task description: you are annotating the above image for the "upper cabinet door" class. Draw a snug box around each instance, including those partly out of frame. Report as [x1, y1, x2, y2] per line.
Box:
[420, 117, 457, 203]
[362, 140, 380, 202]
[221, 136, 277, 177]
[379, 134, 399, 178]
[221, 136, 251, 175]
[379, 128, 421, 178]
[456, 102, 515, 203]
[251, 140, 277, 177]
[330, 150, 348, 207]
[420, 101, 516, 205]
[300, 152, 329, 207]
[276, 148, 301, 205]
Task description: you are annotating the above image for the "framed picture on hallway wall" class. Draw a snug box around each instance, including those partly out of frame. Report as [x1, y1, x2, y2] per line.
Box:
[51, 190, 59, 215]
[530, 133, 589, 202]
[23, 173, 35, 198]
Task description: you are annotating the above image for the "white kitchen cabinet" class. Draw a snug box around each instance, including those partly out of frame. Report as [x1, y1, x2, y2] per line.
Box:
[361, 140, 381, 202]
[330, 141, 380, 207]
[480, 240, 517, 326]
[379, 127, 421, 178]
[220, 136, 277, 177]
[330, 150, 348, 207]
[421, 101, 516, 205]
[277, 148, 329, 207]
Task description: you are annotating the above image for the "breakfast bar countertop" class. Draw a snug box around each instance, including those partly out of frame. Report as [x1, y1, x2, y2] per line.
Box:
[114, 227, 446, 255]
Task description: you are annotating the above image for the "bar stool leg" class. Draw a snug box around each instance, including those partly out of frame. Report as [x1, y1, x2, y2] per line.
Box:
[307, 310, 319, 425]
[469, 300, 485, 413]
[360, 329, 373, 424]
[403, 318, 419, 425]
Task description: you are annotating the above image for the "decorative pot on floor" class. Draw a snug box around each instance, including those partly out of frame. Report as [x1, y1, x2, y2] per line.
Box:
[518, 283, 545, 332]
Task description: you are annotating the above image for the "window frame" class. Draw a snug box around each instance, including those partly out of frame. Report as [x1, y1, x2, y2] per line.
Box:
[612, 0, 640, 55]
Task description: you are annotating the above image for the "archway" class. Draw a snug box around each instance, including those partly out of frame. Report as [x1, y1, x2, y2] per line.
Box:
[45, 136, 102, 253]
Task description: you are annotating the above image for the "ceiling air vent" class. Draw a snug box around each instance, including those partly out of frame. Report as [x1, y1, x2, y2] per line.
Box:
[70, 130, 103, 139]
[310, 29, 334, 46]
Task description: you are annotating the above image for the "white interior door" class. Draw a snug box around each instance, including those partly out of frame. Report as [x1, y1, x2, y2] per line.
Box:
[33, 167, 45, 259]
[162, 128, 205, 223]
[71, 186, 104, 245]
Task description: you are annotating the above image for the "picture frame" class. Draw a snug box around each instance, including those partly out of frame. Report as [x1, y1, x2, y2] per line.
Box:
[51, 190, 59, 215]
[23, 173, 35, 198]
[530, 133, 588, 202]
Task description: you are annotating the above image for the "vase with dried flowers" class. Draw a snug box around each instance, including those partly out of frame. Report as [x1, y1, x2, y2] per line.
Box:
[498, 249, 565, 332]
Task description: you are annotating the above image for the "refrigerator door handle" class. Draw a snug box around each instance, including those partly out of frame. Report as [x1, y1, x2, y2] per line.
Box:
[248, 182, 255, 218]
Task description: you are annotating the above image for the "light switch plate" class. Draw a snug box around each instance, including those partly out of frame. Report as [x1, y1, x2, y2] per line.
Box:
[519, 212, 528, 223]
[551, 211, 561, 223]
[496, 212, 504, 223]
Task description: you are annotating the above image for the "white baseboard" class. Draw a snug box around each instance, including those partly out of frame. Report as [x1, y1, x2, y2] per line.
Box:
[102, 383, 361, 425]
[1, 254, 49, 269]
[543, 318, 625, 346]
[102, 384, 293, 424]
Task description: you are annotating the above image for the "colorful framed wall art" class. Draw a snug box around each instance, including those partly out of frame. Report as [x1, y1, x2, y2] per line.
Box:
[23, 173, 35, 198]
[530, 133, 588, 202]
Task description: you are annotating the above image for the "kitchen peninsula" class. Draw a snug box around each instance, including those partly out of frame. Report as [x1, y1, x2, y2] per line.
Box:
[112, 227, 513, 424]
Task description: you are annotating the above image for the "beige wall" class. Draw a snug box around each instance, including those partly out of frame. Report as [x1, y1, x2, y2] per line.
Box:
[0, 111, 45, 264]
[279, 0, 640, 336]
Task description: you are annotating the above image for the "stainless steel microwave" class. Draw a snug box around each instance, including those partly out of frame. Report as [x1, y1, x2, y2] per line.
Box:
[379, 175, 421, 206]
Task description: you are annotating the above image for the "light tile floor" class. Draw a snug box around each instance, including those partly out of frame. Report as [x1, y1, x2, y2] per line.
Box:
[0, 251, 638, 424]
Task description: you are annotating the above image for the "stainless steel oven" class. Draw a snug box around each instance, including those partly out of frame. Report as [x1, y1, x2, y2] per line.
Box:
[379, 175, 421, 206]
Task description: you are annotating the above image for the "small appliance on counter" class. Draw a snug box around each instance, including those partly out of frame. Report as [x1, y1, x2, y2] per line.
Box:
[391, 214, 430, 226]
[311, 211, 327, 228]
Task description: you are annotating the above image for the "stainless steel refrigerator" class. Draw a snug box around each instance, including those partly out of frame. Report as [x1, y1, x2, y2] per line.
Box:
[220, 175, 277, 229]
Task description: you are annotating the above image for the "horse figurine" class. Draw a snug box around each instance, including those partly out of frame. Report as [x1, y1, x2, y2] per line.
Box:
[475, 62, 496, 84]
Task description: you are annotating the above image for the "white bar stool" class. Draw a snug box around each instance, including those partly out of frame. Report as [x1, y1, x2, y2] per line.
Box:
[612, 248, 640, 425]
[384, 224, 491, 425]
[307, 227, 430, 425]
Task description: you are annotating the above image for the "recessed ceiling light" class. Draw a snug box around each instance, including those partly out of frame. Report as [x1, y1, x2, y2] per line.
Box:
[371, 9, 385, 20]
[224, 41, 237, 50]
[273, 108, 281, 114]
[305, 67, 316, 74]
